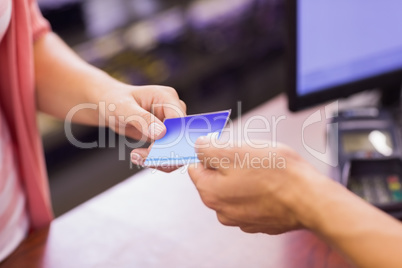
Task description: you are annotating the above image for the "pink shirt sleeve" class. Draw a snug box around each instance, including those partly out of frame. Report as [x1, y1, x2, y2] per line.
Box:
[29, 0, 50, 41]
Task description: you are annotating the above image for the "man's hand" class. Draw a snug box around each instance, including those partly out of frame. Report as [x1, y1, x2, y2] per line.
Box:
[188, 136, 402, 268]
[188, 136, 329, 234]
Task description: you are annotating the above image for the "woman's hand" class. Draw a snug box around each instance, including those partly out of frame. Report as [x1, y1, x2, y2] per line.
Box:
[95, 83, 186, 141]
[91, 82, 187, 172]
[188, 136, 330, 234]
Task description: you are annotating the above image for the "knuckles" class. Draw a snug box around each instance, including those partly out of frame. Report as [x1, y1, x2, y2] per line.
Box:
[179, 100, 187, 112]
[199, 193, 221, 211]
[154, 86, 178, 98]
[239, 226, 257, 233]
[216, 214, 236, 226]
[164, 86, 178, 96]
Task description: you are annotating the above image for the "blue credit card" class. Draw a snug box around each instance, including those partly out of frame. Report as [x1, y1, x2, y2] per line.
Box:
[143, 110, 231, 167]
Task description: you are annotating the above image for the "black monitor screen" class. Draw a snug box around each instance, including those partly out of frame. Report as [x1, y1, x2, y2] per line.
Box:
[288, 0, 402, 111]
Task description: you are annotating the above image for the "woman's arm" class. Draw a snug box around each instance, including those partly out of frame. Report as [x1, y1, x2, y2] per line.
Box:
[34, 32, 186, 141]
[188, 137, 402, 268]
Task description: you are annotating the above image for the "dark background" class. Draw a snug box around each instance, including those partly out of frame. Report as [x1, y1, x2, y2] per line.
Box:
[37, 0, 286, 216]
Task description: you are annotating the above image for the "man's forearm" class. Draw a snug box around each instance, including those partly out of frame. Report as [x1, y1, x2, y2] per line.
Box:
[34, 32, 120, 125]
[295, 177, 402, 268]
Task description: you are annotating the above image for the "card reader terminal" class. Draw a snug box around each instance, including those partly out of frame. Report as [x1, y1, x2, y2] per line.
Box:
[331, 107, 402, 218]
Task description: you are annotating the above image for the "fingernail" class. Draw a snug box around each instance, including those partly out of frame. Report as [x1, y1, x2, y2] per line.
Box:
[207, 132, 219, 140]
[131, 153, 143, 164]
[148, 123, 164, 139]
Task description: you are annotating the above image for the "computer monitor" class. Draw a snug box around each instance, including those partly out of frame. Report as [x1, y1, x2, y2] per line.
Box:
[287, 0, 402, 112]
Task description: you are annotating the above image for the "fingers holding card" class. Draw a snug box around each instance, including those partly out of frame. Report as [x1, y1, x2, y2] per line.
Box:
[131, 110, 231, 172]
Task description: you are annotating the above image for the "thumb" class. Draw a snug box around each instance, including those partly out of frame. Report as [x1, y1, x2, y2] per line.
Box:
[129, 106, 166, 140]
[194, 133, 233, 170]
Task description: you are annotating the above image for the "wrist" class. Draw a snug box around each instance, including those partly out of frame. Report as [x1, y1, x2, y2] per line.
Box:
[64, 69, 122, 126]
[284, 168, 342, 231]
[83, 68, 120, 104]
